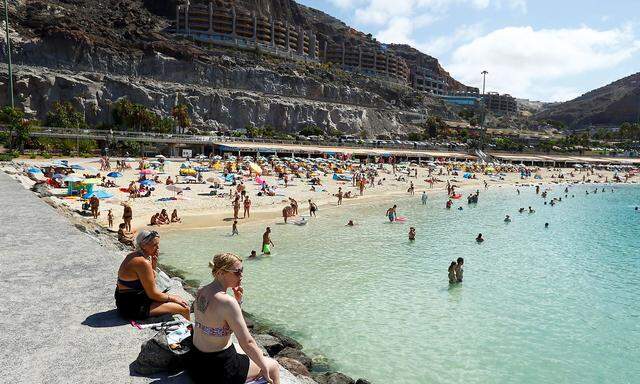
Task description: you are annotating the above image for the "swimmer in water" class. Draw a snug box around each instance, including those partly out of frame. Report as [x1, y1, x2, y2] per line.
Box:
[249, 250, 257, 258]
[455, 257, 464, 283]
[408, 227, 416, 241]
[476, 233, 484, 243]
[386, 205, 397, 222]
[346, 220, 355, 226]
[448, 261, 457, 284]
[518, 207, 525, 213]
[458, 206, 463, 211]
[504, 215, 511, 222]
[545, 222, 549, 228]
[528, 206, 535, 213]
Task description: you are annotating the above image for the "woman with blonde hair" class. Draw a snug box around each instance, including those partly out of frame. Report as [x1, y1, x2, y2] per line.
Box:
[115, 230, 190, 320]
[188, 253, 280, 384]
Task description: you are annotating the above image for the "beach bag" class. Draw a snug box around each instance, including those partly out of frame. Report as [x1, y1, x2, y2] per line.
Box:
[132, 330, 193, 375]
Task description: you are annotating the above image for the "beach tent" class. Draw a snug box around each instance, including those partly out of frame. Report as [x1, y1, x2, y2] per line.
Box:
[140, 180, 155, 186]
[27, 167, 41, 173]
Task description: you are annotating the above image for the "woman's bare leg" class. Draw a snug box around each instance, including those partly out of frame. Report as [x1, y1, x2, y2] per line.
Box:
[245, 357, 280, 384]
[149, 301, 190, 320]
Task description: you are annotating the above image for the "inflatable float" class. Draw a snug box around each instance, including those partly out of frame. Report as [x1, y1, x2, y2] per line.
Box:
[394, 216, 408, 222]
[451, 194, 462, 199]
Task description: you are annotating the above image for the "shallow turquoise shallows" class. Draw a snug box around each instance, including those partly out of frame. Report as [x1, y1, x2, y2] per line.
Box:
[160, 184, 640, 384]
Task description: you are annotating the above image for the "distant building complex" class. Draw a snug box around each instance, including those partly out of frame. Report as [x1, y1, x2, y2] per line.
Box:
[173, 2, 513, 100]
[483, 92, 517, 115]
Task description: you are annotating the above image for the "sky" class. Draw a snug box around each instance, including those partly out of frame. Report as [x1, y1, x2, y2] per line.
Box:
[297, 0, 640, 102]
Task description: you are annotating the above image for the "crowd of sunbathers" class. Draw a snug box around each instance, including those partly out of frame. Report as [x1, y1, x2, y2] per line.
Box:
[149, 209, 181, 226]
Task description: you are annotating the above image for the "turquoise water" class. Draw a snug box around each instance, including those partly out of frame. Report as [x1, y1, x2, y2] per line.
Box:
[161, 184, 640, 383]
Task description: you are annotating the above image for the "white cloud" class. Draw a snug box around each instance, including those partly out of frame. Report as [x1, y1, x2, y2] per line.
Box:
[353, 0, 525, 26]
[446, 26, 640, 101]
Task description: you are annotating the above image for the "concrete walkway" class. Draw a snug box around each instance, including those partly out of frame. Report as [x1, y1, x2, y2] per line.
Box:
[0, 173, 187, 383]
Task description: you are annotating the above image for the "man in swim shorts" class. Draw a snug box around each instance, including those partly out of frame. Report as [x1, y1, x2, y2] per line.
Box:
[385, 205, 397, 222]
[308, 199, 318, 217]
[421, 191, 427, 205]
[262, 227, 274, 255]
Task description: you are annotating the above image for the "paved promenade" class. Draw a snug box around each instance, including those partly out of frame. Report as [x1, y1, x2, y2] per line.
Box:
[0, 173, 185, 383]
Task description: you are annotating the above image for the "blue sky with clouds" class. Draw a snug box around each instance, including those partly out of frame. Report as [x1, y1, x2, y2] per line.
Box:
[297, 0, 640, 102]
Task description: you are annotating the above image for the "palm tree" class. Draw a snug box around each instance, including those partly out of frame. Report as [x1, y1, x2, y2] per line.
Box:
[171, 104, 191, 134]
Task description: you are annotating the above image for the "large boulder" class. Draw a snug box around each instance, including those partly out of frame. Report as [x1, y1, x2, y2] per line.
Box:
[312, 372, 355, 384]
[31, 182, 52, 197]
[276, 347, 312, 370]
[276, 356, 311, 378]
[269, 330, 303, 350]
[255, 333, 285, 356]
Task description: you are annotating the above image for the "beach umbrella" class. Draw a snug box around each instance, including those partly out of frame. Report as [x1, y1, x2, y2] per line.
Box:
[83, 190, 113, 199]
[155, 154, 166, 159]
[139, 169, 155, 175]
[140, 179, 155, 186]
[184, 176, 197, 182]
[27, 167, 42, 173]
[52, 173, 65, 179]
[82, 178, 101, 184]
[125, 157, 136, 162]
[63, 175, 83, 183]
[84, 166, 99, 173]
[70, 164, 85, 170]
[107, 172, 123, 178]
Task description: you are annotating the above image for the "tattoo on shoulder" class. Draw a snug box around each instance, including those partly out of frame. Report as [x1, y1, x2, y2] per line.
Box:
[196, 293, 209, 312]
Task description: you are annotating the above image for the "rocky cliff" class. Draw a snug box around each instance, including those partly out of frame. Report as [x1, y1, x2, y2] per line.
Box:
[0, 0, 463, 135]
[534, 72, 640, 129]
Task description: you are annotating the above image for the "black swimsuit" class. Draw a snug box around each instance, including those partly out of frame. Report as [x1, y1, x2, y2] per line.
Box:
[187, 344, 250, 384]
[114, 278, 152, 320]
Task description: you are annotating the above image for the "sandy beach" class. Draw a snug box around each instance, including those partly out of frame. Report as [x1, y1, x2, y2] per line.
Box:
[6, 156, 635, 236]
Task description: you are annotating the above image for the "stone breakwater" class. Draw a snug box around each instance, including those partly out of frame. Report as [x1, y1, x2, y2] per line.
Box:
[3, 161, 374, 384]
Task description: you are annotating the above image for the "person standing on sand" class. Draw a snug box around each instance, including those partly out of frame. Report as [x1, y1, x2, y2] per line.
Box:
[233, 196, 240, 220]
[337, 187, 343, 206]
[262, 227, 274, 255]
[408, 181, 415, 195]
[282, 205, 292, 224]
[359, 179, 365, 196]
[107, 209, 113, 228]
[89, 195, 100, 219]
[122, 203, 133, 232]
[289, 198, 298, 216]
[243, 196, 251, 218]
[308, 199, 318, 217]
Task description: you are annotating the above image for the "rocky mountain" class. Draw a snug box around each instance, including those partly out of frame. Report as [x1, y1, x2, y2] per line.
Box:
[534, 72, 640, 129]
[0, 0, 469, 136]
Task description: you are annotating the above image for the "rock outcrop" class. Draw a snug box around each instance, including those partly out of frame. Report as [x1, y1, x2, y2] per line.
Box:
[535, 72, 640, 129]
[0, 0, 461, 136]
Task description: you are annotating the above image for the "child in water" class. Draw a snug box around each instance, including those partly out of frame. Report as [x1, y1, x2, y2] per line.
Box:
[231, 220, 239, 236]
[408, 227, 416, 241]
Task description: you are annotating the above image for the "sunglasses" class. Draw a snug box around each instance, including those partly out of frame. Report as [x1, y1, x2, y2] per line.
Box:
[224, 267, 243, 276]
[144, 230, 159, 242]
